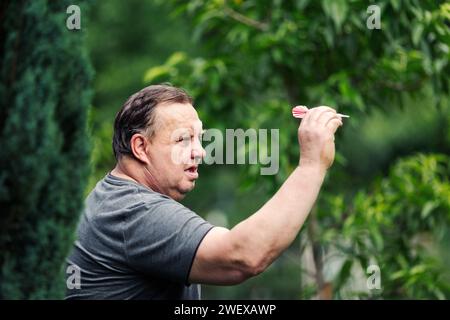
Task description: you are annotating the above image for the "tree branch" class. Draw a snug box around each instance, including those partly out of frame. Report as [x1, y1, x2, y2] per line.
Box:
[307, 205, 333, 299]
[223, 6, 269, 31]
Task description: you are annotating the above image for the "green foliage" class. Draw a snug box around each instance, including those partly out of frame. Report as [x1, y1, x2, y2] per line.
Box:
[146, 0, 449, 110]
[0, 0, 92, 298]
[143, 0, 450, 299]
[144, 0, 450, 189]
[324, 154, 450, 299]
[339, 90, 450, 179]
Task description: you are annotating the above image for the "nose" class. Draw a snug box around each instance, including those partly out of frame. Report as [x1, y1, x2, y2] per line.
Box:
[191, 138, 206, 163]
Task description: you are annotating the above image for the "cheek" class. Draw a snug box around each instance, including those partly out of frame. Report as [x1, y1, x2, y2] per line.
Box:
[169, 145, 192, 165]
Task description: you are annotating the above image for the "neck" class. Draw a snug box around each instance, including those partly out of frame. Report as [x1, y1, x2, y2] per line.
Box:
[110, 160, 140, 185]
[111, 158, 163, 194]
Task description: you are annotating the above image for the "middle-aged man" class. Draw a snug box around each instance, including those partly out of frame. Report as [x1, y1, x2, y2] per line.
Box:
[65, 84, 343, 299]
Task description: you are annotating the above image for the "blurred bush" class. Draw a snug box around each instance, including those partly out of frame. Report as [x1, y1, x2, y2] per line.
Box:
[0, 0, 92, 298]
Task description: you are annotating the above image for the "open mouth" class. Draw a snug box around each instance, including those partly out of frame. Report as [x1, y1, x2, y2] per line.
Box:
[184, 166, 199, 179]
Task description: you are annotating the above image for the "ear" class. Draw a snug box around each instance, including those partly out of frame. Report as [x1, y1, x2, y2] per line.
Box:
[130, 133, 150, 164]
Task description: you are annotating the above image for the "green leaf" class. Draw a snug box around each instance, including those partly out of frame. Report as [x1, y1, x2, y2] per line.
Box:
[421, 201, 439, 219]
[321, 0, 348, 31]
[143, 65, 171, 83]
[412, 24, 424, 46]
[334, 259, 353, 292]
[391, 0, 401, 11]
[166, 51, 187, 66]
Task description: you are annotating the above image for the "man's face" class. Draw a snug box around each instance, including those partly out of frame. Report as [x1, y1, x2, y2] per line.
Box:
[145, 102, 205, 201]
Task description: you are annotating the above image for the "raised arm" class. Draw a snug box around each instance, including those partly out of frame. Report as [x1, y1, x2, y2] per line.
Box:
[189, 106, 343, 285]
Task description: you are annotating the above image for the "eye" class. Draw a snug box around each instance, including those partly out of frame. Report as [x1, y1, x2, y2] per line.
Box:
[177, 135, 192, 145]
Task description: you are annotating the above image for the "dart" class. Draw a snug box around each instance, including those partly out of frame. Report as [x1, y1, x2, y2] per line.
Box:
[292, 105, 350, 119]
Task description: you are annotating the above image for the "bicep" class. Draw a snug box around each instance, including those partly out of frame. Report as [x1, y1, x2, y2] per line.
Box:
[188, 226, 249, 285]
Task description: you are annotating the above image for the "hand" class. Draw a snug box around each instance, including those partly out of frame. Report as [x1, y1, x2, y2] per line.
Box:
[297, 106, 343, 171]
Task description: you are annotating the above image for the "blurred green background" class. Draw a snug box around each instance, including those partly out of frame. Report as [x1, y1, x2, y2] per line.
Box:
[1, 0, 449, 299]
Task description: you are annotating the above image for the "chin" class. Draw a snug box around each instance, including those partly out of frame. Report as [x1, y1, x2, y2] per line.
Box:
[183, 183, 196, 194]
[170, 184, 195, 201]
[181, 182, 196, 194]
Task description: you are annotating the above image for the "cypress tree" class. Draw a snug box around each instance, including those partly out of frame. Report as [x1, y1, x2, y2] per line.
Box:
[0, 0, 92, 298]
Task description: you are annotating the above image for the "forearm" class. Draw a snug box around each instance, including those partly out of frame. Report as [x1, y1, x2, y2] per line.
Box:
[228, 163, 326, 273]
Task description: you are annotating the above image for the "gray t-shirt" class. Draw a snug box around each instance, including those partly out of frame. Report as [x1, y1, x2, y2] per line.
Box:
[65, 173, 214, 300]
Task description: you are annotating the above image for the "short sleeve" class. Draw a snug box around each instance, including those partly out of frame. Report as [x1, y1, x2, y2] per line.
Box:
[122, 194, 214, 285]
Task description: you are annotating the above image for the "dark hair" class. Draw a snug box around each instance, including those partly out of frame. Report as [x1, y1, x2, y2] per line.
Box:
[112, 84, 193, 160]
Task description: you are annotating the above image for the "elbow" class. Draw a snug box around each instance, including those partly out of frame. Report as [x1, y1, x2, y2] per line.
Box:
[232, 254, 270, 283]
[225, 233, 274, 284]
[224, 264, 262, 285]
[242, 257, 268, 278]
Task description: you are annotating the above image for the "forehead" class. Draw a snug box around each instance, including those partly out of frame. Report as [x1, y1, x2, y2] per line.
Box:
[155, 102, 202, 131]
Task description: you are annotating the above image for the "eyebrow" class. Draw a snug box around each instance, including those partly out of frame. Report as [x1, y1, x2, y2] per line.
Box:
[177, 126, 204, 136]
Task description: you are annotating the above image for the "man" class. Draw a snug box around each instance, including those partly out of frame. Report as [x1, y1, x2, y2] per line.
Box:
[65, 84, 343, 299]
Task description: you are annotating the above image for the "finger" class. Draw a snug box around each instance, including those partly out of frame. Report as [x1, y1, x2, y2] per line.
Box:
[302, 106, 325, 126]
[317, 110, 340, 126]
[301, 107, 316, 126]
[326, 118, 343, 134]
[309, 106, 336, 123]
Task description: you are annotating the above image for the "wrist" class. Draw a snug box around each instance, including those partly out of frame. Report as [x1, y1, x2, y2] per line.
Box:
[298, 159, 328, 176]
